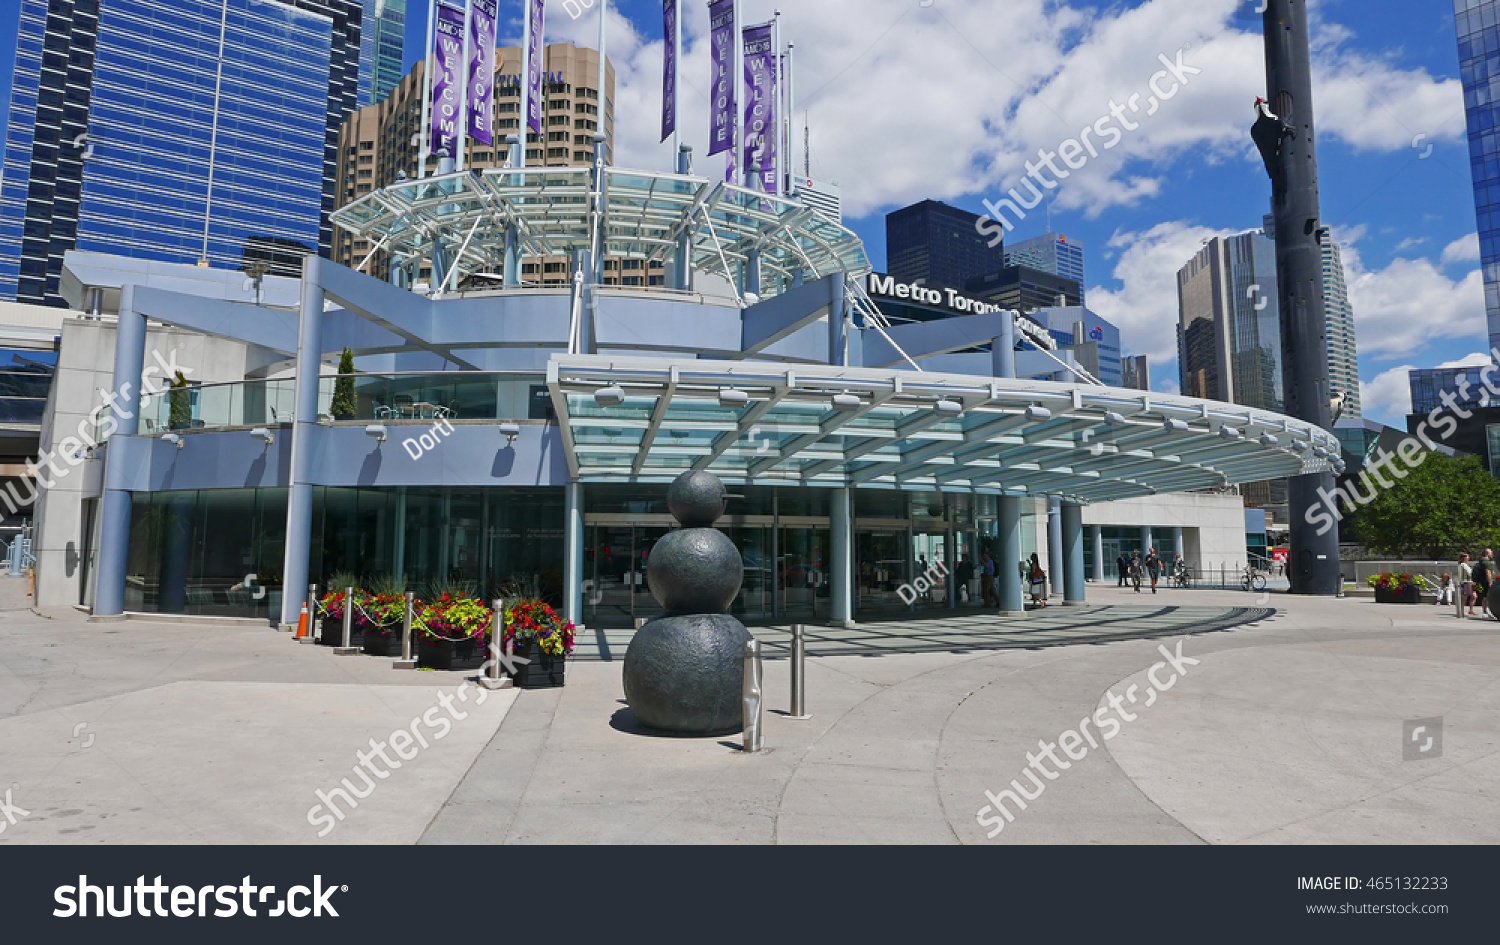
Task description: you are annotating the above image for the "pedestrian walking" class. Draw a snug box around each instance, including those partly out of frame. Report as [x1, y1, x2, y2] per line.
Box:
[980, 552, 998, 607]
[1145, 547, 1162, 594]
[1477, 549, 1494, 617]
[1116, 552, 1129, 587]
[1028, 553, 1048, 607]
[1460, 553, 1476, 616]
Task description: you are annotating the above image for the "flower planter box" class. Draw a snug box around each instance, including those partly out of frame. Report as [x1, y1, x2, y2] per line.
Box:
[418, 637, 488, 671]
[1374, 587, 1418, 605]
[512, 640, 566, 689]
[318, 617, 364, 647]
[362, 631, 409, 657]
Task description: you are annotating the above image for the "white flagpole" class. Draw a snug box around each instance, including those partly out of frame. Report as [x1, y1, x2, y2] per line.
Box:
[420, 0, 437, 177]
[457, 0, 472, 171]
[772, 9, 781, 196]
[672, 0, 681, 162]
[786, 41, 794, 194]
[519, 0, 531, 169]
[598, 0, 608, 163]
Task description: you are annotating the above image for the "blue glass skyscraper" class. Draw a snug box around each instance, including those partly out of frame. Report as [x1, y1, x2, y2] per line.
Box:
[0, 0, 362, 305]
[1457, 0, 1500, 351]
[359, 0, 406, 106]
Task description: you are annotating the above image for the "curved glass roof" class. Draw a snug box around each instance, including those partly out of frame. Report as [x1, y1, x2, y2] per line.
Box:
[547, 355, 1342, 504]
[330, 166, 871, 297]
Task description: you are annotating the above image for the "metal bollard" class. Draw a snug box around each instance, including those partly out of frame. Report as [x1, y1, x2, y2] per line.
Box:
[302, 583, 318, 643]
[394, 591, 417, 669]
[1457, 579, 1467, 620]
[789, 624, 810, 720]
[334, 585, 359, 655]
[481, 598, 511, 689]
[634, 617, 647, 630]
[742, 639, 764, 752]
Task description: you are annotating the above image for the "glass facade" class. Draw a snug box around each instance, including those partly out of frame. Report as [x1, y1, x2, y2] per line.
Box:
[1176, 232, 1284, 412]
[1004, 233, 1086, 303]
[1457, 0, 1500, 351]
[358, 0, 405, 106]
[886, 199, 1007, 289]
[0, 0, 362, 305]
[1409, 365, 1489, 414]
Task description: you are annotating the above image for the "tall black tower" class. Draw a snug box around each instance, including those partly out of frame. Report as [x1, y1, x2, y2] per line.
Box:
[1253, 0, 1341, 595]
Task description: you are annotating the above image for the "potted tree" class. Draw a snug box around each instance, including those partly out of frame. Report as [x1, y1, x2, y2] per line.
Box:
[331, 346, 357, 420]
[168, 370, 192, 431]
[504, 598, 574, 689]
[1369, 573, 1419, 604]
[416, 594, 492, 670]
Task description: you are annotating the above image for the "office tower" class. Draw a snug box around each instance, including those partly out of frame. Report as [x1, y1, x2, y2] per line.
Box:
[1028, 307, 1123, 386]
[885, 200, 1007, 288]
[358, 0, 405, 106]
[1455, 0, 1500, 352]
[791, 175, 841, 223]
[1177, 231, 1286, 507]
[1004, 232, 1085, 303]
[0, 0, 361, 305]
[964, 265, 1083, 312]
[1122, 354, 1149, 391]
[334, 44, 625, 285]
[1263, 213, 1360, 417]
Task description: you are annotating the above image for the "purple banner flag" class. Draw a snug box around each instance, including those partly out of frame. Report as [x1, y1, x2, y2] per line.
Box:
[430, 1, 467, 157]
[661, 0, 677, 143]
[469, 0, 498, 146]
[526, 0, 547, 135]
[742, 22, 777, 195]
[707, 0, 735, 157]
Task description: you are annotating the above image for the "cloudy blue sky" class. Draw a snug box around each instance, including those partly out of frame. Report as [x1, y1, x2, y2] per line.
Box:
[0, 0, 1482, 425]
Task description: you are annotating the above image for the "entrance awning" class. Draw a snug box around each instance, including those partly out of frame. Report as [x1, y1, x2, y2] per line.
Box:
[547, 356, 1340, 504]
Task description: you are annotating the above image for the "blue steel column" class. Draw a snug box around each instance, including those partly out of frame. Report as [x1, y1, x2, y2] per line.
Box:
[1173, 526, 1185, 562]
[674, 145, 693, 291]
[828, 278, 848, 366]
[1140, 525, 1153, 557]
[93, 285, 147, 617]
[280, 256, 326, 627]
[830, 487, 853, 627]
[504, 134, 522, 288]
[564, 482, 585, 627]
[1047, 499, 1064, 601]
[992, 311, 1017, 378]
[1062, 502, 1086, 605]
[998, 495, 1024, 615]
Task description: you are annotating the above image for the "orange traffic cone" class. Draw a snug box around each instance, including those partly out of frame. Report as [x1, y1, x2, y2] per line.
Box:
[295, 602, 309, 639]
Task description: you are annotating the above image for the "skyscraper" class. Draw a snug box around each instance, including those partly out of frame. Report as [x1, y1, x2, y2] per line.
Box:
[885, 200, 1006, 288]
[1264, 213, 1360, 417]
[0, 0, 362, 306]
[1004, 232, 1086, 302]
[1177, 232, 1284, 411]
[358, 0, 405, 106]
[1177, 231, 1286, 507]
[1456, 0, 1500, 352]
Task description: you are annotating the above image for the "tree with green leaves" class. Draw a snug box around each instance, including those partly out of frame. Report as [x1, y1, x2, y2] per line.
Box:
[168, 370, 191, 430]
[1345, 451, 1500, 559]
[331, 346, 357, 420]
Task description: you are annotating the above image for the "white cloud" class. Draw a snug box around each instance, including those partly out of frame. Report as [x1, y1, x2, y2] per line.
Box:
[1344, 243, 1487, 360]
[1359, 363, 1415, 424]
[1442, 232, 1481, 265]
[1438, 351, 1493, 369]
[527, 0, 1468, 220]
[1086, 220, 1239, 375]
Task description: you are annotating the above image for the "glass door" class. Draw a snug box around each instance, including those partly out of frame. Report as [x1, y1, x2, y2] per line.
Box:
[856, 528, 907, 613]
[779, 526, 829, 620]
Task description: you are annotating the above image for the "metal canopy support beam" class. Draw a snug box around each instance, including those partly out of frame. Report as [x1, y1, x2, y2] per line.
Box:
[830, 487, 854, 626]
[280, 256, 326, 627]
[1062, 502, 1085, 604]
[746, 382, 900, 478]
[997, 496, 1024, 615]
[93, 285, 147, 618]
[631, 366, 680, 474]
[694, 376, 795, 471]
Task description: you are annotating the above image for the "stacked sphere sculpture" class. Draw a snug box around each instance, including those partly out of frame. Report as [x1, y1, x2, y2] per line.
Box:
[622, 471, 753, 734]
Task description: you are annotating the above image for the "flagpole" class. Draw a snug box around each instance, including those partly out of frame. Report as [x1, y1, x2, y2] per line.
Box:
[672, 0, 681, 163]
[732, 0, 742, 186]
[597, 0, 608, 164]
[772, 9, 781, 196]
[519, 0, 531, 169]
[457, 0, 472, 172]
[420, 0, 437, 177]
[785, 41, 794, 195]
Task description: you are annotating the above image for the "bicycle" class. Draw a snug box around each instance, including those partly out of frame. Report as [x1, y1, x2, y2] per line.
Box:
[1173, 564, 1192, 588]
[1241, 567, 1267, 592]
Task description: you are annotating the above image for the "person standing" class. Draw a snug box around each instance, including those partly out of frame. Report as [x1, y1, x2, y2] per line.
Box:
[1460, 553, 1476, 616]
[1116, 551, 1129, 587]
[980, 552, 998, 607]
[1477, 549, 1494, 618]
[955, 555, 974, 604]
[1028, 553, 1048, 608]
[1144, 547, 1162, 594]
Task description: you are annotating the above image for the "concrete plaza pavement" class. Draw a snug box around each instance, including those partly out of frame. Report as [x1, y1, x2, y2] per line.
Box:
[1, 575, 1495, 844]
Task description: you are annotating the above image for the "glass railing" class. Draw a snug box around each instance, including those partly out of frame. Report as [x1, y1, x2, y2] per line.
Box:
[138, 373, 552, 433]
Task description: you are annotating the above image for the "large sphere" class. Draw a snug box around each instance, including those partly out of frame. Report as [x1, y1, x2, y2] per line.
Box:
[667, 470, 727, 527]
[623, 613, 753, 734]
[647, 527, 742, 614]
